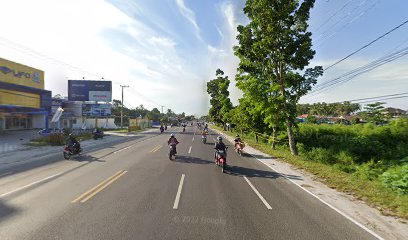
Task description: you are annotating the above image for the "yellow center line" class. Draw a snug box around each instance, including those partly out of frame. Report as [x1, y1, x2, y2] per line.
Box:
[150, 145, 161, 152]
[80, 170, 128, 203]
[72, 170, 124, 203]
[152, 145, 162, 152]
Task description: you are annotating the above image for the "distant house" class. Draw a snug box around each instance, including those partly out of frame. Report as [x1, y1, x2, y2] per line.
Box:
[384, 107, 407, 117]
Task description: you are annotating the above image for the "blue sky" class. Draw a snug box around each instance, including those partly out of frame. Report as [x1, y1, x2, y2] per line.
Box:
[0, 0, 407, 115]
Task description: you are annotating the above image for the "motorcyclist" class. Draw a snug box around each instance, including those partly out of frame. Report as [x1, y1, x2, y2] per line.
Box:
[214, 136, 227, 162]
[67, 133, 80, 154]
[234, 134, 242, 149]
[168, 133, 179, 154]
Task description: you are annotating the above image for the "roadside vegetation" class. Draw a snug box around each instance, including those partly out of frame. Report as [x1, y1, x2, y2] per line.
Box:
[206, 0, 408, 219]
[213, 122, 408, 219]
[28, 131, 93, 146]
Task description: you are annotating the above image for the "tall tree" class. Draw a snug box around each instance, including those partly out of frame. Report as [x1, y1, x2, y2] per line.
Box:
[207, 69, 233, 125]
[234, 0, 323, 155]
[362, 102, 388, 124]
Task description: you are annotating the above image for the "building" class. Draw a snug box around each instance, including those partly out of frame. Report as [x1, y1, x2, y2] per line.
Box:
[49, 98, 117, 129]
[0, 58, 51, 130]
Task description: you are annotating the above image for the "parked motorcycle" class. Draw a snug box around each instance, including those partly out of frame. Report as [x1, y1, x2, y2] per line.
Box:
[215, 148, 228, 173]
[63, 143, 82, 160]
[169, 144, 177, 160]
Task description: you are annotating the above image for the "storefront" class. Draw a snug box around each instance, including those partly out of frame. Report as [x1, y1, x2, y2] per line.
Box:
[0, 58, 51, 130]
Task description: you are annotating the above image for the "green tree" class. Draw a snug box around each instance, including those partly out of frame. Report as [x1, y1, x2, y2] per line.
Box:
[207, 68, 233, 125]
[147, 108, 161, 121]
[362, 102, 388, 125]
[234, 0, 322, 155]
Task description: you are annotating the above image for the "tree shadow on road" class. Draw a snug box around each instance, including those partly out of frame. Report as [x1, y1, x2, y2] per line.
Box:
[244, 153, 275, 160]
[172, 156, 213, 165]
[225, 165, 302, 181]
[0, 200, 19, 223]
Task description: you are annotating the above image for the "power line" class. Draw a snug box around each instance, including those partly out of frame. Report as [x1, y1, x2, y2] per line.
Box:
[0, 35, 166, 108]
[353, 95, 408, 104]
[347, 92, 408, 102]
[315, 0, 353, 32]
[315, 0, 380, 46]
[324, 18, 408, 70]
[308, 46, 408, 96]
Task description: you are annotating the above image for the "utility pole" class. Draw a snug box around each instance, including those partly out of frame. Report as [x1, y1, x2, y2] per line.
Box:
[120, 85, 129, 128]
[161, 105, 164, 114]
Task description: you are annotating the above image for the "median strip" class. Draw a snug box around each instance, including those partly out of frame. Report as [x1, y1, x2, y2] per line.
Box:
[150, 145, 162, 153]
[72, 170, 127, 203]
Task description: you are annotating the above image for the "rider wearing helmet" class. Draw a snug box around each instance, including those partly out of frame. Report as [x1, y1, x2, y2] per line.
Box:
[67, 133, 80, 153]
[168, 134, 179, 154]
[214, 136, 227, 161]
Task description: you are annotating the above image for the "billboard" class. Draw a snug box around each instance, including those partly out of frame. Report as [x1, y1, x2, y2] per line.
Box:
[82, 103, 112, 117]
[0, 58, 44, 89]
[68, 80, 112, 102]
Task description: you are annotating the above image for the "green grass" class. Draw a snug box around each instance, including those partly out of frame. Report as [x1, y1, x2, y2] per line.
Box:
[105, 128, 129, 133]
[213, 125, 408, 219]
[27, 132, 93, 147]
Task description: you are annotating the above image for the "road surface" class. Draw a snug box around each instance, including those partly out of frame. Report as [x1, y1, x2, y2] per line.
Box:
[0, 126, 379, 239]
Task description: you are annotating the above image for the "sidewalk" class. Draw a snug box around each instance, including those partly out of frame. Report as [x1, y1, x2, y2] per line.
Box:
[0, 130, 40, 154]
[212, 127, 408, 240]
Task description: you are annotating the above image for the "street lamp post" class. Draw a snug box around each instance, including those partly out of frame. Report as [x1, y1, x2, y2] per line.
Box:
[120, 85, 129, 128]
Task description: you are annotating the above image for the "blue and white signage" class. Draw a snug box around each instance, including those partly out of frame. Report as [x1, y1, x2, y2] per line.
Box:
[68, 80, 112, 102]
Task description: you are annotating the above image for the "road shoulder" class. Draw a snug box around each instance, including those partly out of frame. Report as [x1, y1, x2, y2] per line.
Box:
[211, 127, 408, 240]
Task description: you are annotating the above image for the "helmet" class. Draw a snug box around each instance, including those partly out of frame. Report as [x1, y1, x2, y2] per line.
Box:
[69, 133, 74, 137]
[170, 133, 175, 137]
[236, 135, 240, 137]
[217, 136, 222, 141]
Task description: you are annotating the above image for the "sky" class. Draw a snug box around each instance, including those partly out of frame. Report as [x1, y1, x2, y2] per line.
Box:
[0, 0, 407, 115]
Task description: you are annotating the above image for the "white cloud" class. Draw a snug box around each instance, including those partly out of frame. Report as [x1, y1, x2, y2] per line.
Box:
[208, 45, 227, 57]
[0, 0, 210, 114]
[175, 0, 201, 40]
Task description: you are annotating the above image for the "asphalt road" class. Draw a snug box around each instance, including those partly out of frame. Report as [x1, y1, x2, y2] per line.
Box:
[0, 126, 378, 240]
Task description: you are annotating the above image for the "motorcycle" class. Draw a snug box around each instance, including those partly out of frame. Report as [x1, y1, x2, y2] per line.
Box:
[235, 142, 245, 156]
[160, 126, 164, 134]
[182, 127, 186, 133]
[202, 135, 207, 144]
[93, 130, 104, 140]
[169, 144, 177, 160]
[215, 148, 228, 173]
[63, 143, 82, 160]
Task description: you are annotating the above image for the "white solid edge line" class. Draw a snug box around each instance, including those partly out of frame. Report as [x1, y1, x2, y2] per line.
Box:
[251, 155, 384, 240]
[188, 146, 192, 154]
[213, 128, 384, 240]
[243, 176, 272, 210]
[173, 174, 185, 209]
[0, 171, 66, 198]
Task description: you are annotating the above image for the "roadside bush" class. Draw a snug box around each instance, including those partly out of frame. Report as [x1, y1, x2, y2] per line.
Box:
[49, 133, 65, 146]
[380, 164, 408, 195]
[304, 147, 337, 164]
[295, 118, 408, 165]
